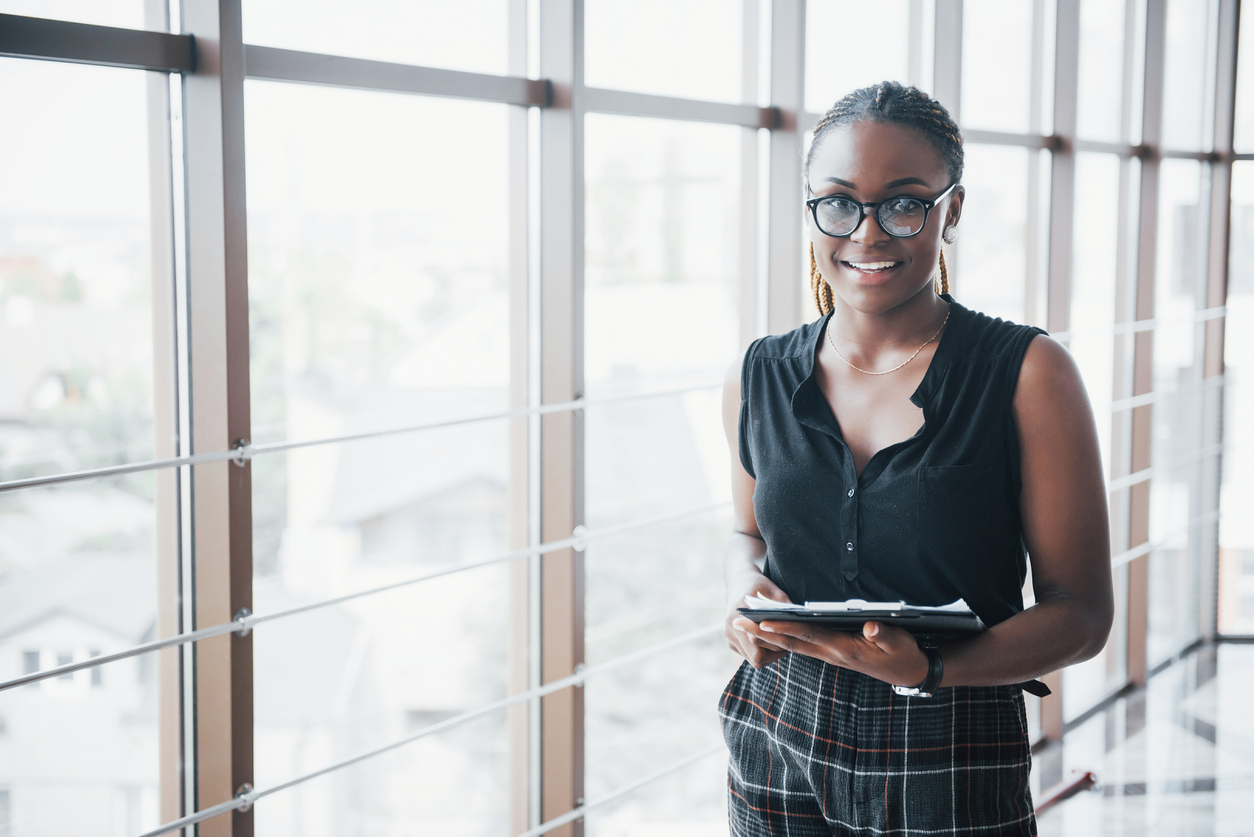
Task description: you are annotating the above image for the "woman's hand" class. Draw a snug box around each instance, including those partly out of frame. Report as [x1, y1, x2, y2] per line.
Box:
[731, 617, 931, 687]
[724, 571, 792, 670]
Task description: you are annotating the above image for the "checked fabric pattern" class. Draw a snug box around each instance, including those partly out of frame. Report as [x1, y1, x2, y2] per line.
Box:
[719, 653, 1037, 836]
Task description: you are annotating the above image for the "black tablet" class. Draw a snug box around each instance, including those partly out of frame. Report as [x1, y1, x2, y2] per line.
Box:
[737, 607, 986, 645]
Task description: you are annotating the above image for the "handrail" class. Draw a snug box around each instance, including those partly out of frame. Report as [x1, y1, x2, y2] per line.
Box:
[0, 500, 732, 692]
[0, 380, 721, 494]
[135, 623, 724, 837]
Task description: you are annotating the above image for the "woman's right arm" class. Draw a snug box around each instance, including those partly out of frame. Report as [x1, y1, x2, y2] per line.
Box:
[723, 351, 792, 669]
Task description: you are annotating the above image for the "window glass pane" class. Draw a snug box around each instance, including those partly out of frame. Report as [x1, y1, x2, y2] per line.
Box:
[960, 0, 1034, 133]
[0, 58, 157, 475]
[584, 114, 742, 830]
[1148, 159, 1206, 666]
[245, 81, 509, 442]
[805, 0, 910, 114]
[1220, 162, 1254, 633]
[584, 635, 732, 837]
[0, 476, 162, 834]
[252, 533, 510, 836]
[1069, 153, 1121, 480]
[1076, 0, 1127, 142]
[584, 0, 742, 103]
[243, 0, 507, 75]
[951, 144, 1029, 324]
[1234, 3, 1254, 152]
[246, 82, 511, 832]
[0, 58, 166, 833]
[1160, 0, 1214, 151]
[1063, 153, 1123, 719]
[584, 115, 740, 398]
[0, 0, 146, 30]
[256, 711, 506, 835]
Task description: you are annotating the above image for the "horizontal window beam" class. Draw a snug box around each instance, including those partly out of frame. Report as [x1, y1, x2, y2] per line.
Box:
[583, 87, 778, 128]
[0, 13, 194, 72]
[136, 623, 724, 837]
[243, 44, 550, 106]
[0, 500, 731, 692]
[964, 129, 1060, 149]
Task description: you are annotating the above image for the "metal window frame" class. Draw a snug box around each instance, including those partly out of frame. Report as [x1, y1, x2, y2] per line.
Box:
[0, 0, 1247, 830]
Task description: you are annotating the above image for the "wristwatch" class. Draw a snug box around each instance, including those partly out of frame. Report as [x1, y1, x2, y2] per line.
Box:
[892, 646, 944, 697]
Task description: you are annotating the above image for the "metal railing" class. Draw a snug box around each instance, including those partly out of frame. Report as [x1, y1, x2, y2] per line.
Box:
[136, 622, 725, 837]
[0, 498, 732, 693]
[0, 381, 721, 494]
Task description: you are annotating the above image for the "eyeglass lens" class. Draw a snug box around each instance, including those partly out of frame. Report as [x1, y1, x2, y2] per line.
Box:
[815, 197, 928, 237]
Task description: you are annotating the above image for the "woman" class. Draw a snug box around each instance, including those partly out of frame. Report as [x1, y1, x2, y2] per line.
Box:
[718, 81, 1113, 836]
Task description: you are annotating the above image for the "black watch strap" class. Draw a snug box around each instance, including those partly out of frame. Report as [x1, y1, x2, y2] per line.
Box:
[919, 645, 944, 693]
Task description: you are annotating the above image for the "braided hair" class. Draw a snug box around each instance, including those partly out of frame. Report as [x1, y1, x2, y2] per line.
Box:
[806, 81, 963, 314]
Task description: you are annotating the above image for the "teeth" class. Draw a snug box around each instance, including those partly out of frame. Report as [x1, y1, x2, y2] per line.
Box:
[847, 261, 897, 270]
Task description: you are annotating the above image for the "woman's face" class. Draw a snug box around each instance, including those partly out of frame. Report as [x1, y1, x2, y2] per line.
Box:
[807, 120, 964, 315]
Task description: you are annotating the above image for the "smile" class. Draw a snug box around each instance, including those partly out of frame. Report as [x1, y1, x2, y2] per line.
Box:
[842, 260, 901, 273]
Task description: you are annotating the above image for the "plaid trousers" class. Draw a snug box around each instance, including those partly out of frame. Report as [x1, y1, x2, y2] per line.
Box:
[719, 653, 1036, 836]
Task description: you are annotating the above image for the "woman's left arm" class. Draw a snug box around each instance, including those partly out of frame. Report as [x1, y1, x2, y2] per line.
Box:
[932, 335, 1114, 686]
[734, 335, 1115, 688]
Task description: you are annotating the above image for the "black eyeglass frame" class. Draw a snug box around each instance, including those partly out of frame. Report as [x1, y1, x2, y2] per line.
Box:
[805, 181, 959, 239]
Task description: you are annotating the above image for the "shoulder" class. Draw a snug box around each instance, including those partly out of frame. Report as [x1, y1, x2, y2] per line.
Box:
[724, 316, 827, 400]
[1015, 333, 1086, 406]
[750, 317, 826, 362]
[951, 301, 1046, 362]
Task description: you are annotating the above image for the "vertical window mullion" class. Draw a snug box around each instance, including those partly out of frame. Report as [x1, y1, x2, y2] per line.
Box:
[538, 2, 586, 833]
[179, 0, 255, 830]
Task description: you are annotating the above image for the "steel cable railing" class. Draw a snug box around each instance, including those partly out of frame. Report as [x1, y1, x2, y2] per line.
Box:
[1105, 442, 1225, 493]
[1049, 304, 1226, 344]
[514, 743, 726, 837]
[1110, 509, 1223, 569]
[9, 431, 1229, 691]
[0, 380, 722, 494]
[135, 622, 725, 837]
[1109, 372, 1226, 414]
[0, 499, 732, 692]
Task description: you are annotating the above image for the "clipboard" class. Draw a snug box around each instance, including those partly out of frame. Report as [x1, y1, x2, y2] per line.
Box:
[737, 597, 986, 645]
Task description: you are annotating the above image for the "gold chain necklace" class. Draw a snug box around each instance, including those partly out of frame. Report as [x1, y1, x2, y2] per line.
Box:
[826, 304, 951, 376]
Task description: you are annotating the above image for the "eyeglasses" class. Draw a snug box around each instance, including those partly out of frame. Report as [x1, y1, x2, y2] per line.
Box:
[805, 182, 957, 238]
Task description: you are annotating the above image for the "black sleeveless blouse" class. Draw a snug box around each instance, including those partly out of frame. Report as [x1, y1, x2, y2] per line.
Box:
[738, 297, 1045, 629]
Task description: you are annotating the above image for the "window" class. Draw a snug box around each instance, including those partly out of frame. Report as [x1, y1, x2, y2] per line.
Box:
[242, 0, 509, 74]
[584, 0, 743, 103]
[1, 2, 1246, 832]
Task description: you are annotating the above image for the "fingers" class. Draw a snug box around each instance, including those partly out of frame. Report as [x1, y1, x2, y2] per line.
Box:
[729, 618, 788, 668]
[861, 621, 916, 653]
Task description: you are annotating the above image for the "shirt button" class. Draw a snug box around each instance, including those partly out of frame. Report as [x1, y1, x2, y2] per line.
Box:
[846, 542, 854, 552]
[847, 488, 855, 497]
